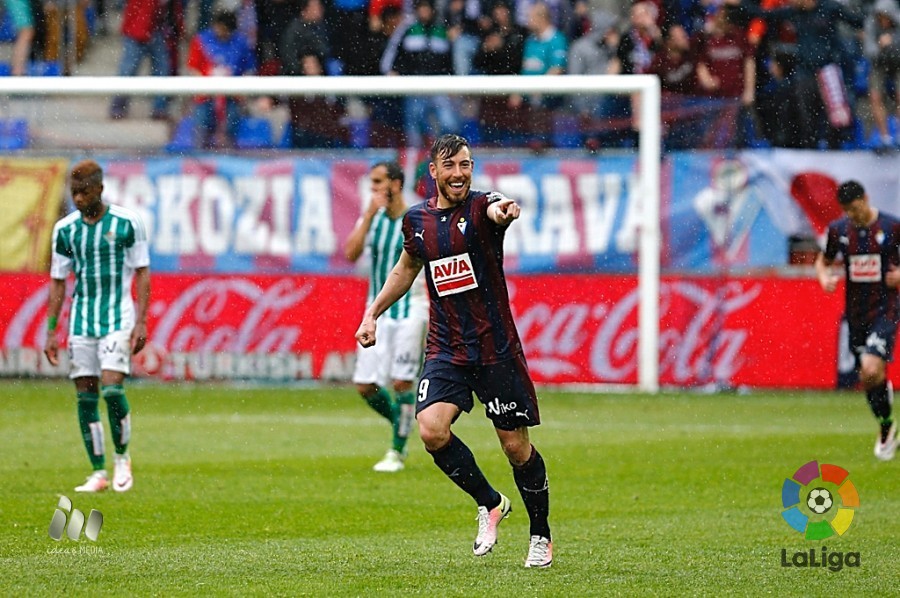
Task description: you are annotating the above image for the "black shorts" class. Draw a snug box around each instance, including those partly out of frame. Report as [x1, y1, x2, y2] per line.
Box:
[849, 316, 897, 362]
[415, 354, 540, 431]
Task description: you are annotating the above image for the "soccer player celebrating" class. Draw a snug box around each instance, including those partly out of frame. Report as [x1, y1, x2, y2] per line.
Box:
[44, 160, 151, 492]
[816, 180, 900, 461]
[345, 162, 428, 472]
[355, 135, 552, 568]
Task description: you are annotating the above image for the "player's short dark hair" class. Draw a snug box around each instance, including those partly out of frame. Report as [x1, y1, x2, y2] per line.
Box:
[837, 180, 866, 205]
[70, 160, 103, 187]
[373, 161, 404, 187]
[430, 134, 470, 162]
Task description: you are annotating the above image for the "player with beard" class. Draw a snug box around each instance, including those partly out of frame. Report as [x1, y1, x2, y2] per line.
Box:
[345, 161, 428, 472]
[355, 134, 552, 568]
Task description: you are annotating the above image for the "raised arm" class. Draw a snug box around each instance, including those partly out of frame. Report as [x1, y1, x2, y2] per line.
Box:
[344, 193, 386, 262]
[487, 194, 521, 226]
[356, 250, 423, 347]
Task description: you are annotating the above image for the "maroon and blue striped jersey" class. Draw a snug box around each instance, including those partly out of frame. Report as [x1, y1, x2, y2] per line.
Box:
[403, 190, 522, 365]
[822, 211, 900, 328]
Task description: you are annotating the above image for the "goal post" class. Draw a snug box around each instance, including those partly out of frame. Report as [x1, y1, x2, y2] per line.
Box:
[4, 74, 661, 392]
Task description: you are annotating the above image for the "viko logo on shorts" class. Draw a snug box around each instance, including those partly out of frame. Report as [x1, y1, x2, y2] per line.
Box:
[48, 495, 103, 541]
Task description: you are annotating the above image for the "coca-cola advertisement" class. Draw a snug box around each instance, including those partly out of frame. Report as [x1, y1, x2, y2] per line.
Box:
[0, 272, 861, 389]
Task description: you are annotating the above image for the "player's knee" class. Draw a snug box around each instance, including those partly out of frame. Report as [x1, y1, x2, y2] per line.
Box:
[499, 435, 531, 466]
[392, 380, 413, 394]
[356, 383, 377, 397]
[859, 367, 885, 389]
[100, 384, 125, 400]
[418, 421, 451, 451]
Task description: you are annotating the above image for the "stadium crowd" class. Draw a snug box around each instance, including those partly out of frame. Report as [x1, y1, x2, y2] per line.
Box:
[3, 0, 899, 151]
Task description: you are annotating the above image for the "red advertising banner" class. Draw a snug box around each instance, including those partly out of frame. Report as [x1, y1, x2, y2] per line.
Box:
[0, 272, 854, 389]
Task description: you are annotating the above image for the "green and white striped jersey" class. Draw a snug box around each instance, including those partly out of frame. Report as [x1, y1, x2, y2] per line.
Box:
[50, 204, 150, 337]
[367, 208, 427, 321]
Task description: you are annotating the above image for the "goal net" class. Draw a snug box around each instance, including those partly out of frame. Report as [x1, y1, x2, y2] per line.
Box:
[3, 74, 661, 391]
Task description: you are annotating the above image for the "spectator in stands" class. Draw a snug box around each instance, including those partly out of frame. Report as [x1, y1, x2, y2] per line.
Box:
[381, 0, 457, 148]
[186, 10, 257, 148]
[474, 0, 527, 76]
[2, 0, 35, 76]
[864, 0, 900, 148]
[568, 10, 619, 80]
[363, 5, 407, 146]
[513, 0, 573, 39]
[327, 0, 369, 76]
[567, 10, 620, 118]
[368, 0, 402, 33]
[607, 2, 662, 139]
[694, 7, 755, 105]
[280, 0, 331, 78]
[756, 45, 806, 147]
[649, 23, 696, 95]
[725, 0, 864, 148]
[286, 49, 348, 147]
[664, 0, 710, 36]
[474, 0, 527, 143]
[445, 0, 489, 76]
[110, 0, 177, 120]
[280, 0, 345, 145]
[609, 1, 662, 77]
[508, 1, 567, 148]
[256, 0, 301, 72]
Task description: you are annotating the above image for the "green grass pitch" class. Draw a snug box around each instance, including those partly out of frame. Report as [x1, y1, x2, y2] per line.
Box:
[1, 380, 897, 596]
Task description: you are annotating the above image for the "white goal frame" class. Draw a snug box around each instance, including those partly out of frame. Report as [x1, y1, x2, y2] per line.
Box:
[3, 74, 661, 392]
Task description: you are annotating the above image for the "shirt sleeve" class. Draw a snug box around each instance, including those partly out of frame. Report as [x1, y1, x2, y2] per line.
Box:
[124, 213, 151, 269]
[402, 210, 421, 260]
[822, 225, 840, 262]
[49, 222, 72, 280]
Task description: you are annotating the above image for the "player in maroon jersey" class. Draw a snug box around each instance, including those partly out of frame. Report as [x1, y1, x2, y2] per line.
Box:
[816, 180, 900, 461]
[355, 134, 552, 568]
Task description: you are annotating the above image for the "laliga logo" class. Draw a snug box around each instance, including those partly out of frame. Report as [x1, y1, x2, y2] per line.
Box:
[781, 460, 859, 539]
[780, 461, 861, 572]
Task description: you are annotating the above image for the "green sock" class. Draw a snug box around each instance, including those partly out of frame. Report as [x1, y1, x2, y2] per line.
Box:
[364, 387, 394, 422]
[101, 384, 131, 455]
[77, 392, 105, 470]
[392, 391, 416, 453]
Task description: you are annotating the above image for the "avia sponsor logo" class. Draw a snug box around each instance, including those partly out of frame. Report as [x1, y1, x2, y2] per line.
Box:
[430, 253, 478, 297]
[485, 397, 517, 415]
[848, 254, 881, 283]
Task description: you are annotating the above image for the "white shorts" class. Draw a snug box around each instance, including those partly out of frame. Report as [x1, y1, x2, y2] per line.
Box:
[68, 330, 133, 379]
[353, 315, 427, 386]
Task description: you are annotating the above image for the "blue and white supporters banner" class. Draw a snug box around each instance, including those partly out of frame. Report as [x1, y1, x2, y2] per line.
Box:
[68, 150, 900, 275]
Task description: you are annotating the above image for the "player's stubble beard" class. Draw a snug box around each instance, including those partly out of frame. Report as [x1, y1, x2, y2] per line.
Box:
[437, 177, 471, 207]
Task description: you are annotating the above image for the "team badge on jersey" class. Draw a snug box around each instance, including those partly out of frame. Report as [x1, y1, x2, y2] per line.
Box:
[457, 218, 467, 235]
[848, 254, 881, 283]
[430, 253, 478, 297]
